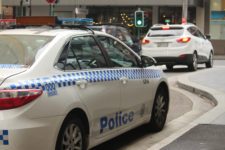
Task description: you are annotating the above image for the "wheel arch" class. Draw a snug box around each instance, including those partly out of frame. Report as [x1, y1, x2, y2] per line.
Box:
[55, 107, 90, 150]
[65, 108, 90, 135]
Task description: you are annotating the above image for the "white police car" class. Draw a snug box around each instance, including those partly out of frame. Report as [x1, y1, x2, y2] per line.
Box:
[142, 23, 214, 71]
[0, 18, 169, 150]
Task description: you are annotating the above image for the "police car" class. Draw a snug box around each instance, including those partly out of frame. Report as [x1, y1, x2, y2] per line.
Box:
[142, 23, 214, 71]
[0, 17, 169, 150]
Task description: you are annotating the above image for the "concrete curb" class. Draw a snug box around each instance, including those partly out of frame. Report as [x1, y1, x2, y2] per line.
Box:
[177, 69, 225, 124]
[150, 68, 225, 149]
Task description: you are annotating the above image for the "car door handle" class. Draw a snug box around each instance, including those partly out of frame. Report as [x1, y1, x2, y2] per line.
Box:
[76, 79, 88, 88]
[120, 77, 128, 85]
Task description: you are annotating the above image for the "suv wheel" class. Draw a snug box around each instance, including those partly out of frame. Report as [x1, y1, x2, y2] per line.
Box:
[188, 53, 198, 71]
[206, 52, 213, 68]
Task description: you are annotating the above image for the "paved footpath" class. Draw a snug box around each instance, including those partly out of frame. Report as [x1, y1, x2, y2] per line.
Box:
[156, 61, 225, 150]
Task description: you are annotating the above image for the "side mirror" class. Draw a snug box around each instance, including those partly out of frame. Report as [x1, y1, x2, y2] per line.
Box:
[141, 55, 157, 67]
[205, 34, 211, 40]
[56, 62, 65, 70]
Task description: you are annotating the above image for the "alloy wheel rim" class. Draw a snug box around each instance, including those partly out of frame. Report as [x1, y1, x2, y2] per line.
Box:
[154, 94, 166, 126]
[210, 53, 213, 66]
[193, 54, 197, 70]
[62, 123, 82, 150]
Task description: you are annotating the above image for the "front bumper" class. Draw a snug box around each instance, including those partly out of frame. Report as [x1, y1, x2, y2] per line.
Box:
[154, 54, 193, 65]
[0, 116, 64, 150]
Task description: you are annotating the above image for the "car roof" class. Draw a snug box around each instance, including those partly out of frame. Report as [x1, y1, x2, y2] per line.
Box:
[151, 23, 196, 29]
[89, 25, 127, 30]
[0, 28, 90, 36]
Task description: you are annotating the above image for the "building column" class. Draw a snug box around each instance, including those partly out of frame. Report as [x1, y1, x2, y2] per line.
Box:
[152, 6, 159, 25]
[196, 6, 205, 33]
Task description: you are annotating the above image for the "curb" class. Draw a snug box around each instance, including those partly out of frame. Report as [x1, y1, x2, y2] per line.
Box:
[177, 76, 217, 106]
[177, 69, 225, 124]
[150, 68, 225, 150]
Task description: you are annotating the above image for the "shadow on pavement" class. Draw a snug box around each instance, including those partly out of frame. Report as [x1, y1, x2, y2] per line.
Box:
[90, 124, 154, 150]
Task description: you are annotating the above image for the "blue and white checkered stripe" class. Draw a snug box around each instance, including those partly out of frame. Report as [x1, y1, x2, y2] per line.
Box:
[9, 69, 163, 91]
[0, 64, 24, 69]
[0, 130, 9, 145]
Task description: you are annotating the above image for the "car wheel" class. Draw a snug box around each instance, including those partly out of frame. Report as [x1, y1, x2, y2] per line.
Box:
[56, 116, 87, 150]
[166, 65, 173, 71]
[206, 52, 213, 68]
[149, 87, 169, 132]
[188, 53, 198, 71]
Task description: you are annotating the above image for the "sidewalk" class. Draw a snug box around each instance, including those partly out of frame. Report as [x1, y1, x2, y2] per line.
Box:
[159, 65, 225, 150]
[214, 55, 225, 60]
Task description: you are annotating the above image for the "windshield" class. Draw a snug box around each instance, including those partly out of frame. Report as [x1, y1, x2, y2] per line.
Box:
[148, 28, 184, 37]
[0, 35, 53, 67]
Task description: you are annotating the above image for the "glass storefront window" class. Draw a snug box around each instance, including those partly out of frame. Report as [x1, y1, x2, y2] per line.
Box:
[210, 0, 225, 40]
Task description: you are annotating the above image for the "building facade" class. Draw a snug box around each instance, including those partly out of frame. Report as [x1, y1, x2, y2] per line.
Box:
[2, 0, 224, 54]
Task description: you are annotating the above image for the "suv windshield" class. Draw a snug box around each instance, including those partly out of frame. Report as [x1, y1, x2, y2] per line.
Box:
[0, 35, 53, 67]
[148, 28, 184, 37]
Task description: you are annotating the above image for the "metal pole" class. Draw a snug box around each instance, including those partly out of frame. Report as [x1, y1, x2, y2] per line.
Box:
[29, 0, 32, 16]
[49, 4, 53, 16]
[0, 0, 2, 19]
[137, 28, 140, 41]
[20, 0, 23, 16]
[182, 0, 188, 21]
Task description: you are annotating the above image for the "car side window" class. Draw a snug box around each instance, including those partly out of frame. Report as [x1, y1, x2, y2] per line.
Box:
[188, 27, 198, 37]
[97, 36, 139, 67]
[196, 30, 206, 39]
[57, 36, 107, 70]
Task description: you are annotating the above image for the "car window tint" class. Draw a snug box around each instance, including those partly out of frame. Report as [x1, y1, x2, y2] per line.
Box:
[120, 29, 134, 45]
[115, 30, 126, 42]
[196, 30, 205, 39]
[0, 35, 53, 67]
[57, 42, 80, 70]
[188, 27, 199, 37]
[148, 28, 184, 37]
[97, 36, 138, 67]
[57, 36, 107, 71]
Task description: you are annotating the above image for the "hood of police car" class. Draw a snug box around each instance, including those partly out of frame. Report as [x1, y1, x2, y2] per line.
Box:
[0, 66, 27, 85]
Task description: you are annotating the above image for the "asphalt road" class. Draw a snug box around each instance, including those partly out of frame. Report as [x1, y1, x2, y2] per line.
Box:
[90, 64, 214, 150]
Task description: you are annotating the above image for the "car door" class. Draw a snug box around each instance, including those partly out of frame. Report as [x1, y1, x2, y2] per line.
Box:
[196, 29, 211, 60]
[97, 35, 153, 129]
[188, 27, 205, 57]
[56, 35, 121, 138]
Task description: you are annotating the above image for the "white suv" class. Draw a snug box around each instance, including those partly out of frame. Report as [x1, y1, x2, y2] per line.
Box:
[142, 23, 214, 71]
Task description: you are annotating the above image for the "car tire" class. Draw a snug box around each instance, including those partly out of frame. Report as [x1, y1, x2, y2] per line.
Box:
[166, 65, 173, 71]
[56, 116, 87, 150]
[188, 53, 198, 71]
[206, 52, 213, 68]
[148, 87, 169, 132]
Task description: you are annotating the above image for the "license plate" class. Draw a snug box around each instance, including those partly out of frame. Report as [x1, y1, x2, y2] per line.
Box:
[157, 42, 168, 47]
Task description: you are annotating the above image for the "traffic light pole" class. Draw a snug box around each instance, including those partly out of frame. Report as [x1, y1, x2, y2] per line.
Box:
[137, 27, 140, 41]
[49, 4, 53, 16]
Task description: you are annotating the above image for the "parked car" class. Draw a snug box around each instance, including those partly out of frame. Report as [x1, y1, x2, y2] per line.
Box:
[142, 23, 214, 71]
[0, 20, 169, 150]
[88, 25, 142, 54]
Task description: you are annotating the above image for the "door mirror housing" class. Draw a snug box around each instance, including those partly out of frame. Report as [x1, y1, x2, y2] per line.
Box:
[205, 34, 211, 40]
[141, 55, 157, 67]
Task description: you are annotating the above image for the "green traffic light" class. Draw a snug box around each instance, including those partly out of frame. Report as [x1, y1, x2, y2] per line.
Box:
[135, 11, 144, 27]
[137, 20, 142, 26]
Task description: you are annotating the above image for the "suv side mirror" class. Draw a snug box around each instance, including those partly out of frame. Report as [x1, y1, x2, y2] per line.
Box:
[205, 34, 211, 40]
[141, 55, 157, 67]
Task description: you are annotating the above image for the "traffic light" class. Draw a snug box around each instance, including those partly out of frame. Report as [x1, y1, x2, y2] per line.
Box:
[144, 12, 150, 27]
[135, 11, 144, 27]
